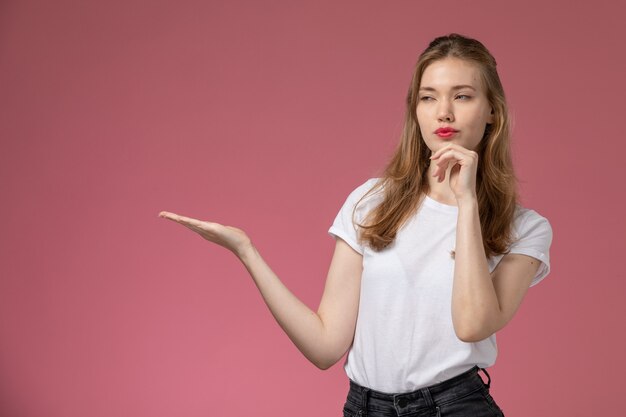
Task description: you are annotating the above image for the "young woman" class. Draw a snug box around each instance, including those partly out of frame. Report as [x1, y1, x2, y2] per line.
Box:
[159, 33, 552, 416]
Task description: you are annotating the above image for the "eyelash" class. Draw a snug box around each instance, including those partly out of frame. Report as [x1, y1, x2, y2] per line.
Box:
[419, 95, 472, 101]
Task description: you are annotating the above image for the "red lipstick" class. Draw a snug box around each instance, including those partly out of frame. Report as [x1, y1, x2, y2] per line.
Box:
[434, 127, 458, 138]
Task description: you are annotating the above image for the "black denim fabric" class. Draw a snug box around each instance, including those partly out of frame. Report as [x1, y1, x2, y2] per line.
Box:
[342, 366, 505, 417]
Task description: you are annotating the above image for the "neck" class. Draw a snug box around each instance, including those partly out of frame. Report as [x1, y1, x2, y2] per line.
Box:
[426, 162, 458, 206]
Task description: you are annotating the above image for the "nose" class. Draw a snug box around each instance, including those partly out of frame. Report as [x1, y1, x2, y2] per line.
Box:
[437, 99, 454, 122]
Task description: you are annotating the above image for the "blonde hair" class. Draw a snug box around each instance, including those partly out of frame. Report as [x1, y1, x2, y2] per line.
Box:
[357, 33, 517, 258]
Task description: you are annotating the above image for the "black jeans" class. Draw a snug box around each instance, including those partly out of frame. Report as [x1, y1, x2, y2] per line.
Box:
[342, 366, 505, 417]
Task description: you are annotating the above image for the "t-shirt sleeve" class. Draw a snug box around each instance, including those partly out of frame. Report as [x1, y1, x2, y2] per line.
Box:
[508, 208, 553, 287]
[328, 179, 380, 255]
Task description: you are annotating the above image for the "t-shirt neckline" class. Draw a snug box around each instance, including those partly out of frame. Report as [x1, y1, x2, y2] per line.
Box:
[423, 195, 459, 213]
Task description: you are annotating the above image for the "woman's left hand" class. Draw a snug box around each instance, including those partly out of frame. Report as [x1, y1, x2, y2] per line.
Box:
[430, 144, 479, 203]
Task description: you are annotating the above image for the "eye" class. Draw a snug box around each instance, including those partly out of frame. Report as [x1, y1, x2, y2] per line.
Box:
[419, 96, 434, 101]
[456, 95, 472, 100]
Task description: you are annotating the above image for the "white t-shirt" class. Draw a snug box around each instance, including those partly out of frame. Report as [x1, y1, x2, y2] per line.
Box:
[328, 178, 553, 393]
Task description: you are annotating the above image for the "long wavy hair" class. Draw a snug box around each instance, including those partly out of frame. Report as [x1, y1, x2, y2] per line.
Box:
[357, 33, 517, 258]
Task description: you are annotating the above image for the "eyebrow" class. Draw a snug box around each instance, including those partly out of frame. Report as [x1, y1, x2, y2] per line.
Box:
[419, 85, 477, 92]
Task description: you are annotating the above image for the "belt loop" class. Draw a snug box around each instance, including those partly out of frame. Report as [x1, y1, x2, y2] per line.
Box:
[479, 367, 492, 389]
[420, 387, 435, 408]
[359, 386, 369, 416]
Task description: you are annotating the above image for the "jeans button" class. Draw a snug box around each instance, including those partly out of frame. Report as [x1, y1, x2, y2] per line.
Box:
[397, 397, 408, 408]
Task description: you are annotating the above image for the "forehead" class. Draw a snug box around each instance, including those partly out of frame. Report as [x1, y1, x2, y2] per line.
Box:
[420, 58, 484, 91]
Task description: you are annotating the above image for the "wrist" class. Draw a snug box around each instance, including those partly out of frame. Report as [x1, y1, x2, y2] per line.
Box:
[456, 194, 479, 208]
[236, 241, 258, 264]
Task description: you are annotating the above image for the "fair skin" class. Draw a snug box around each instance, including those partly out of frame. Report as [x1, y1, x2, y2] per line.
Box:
[156, 216, 362, 369]
[159, 57, 541, 369]
[418, 57, 540, 341]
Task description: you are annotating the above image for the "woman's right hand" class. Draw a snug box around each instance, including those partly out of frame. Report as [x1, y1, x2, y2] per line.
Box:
[158, 211, 253, 258]
[159, 209, 363, 369]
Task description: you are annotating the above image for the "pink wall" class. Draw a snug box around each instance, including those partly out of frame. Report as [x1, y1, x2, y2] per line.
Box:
[1, 0, 624, 416]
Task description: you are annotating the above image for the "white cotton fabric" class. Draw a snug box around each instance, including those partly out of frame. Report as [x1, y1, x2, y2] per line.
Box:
[328, 178, 553, 393]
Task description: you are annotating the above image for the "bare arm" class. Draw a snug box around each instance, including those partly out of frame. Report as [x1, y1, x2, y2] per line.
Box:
[452, 200, 539, 342]
[429, 145, 541, 343]
[158, 211, 362, 369]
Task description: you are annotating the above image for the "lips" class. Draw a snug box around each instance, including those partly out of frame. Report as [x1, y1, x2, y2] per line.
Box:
[434, 127, 458, 134]
[434, 127, 458, 139]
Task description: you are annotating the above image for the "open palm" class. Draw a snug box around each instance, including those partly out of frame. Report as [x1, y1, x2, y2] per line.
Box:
[159, 211, 251, 257]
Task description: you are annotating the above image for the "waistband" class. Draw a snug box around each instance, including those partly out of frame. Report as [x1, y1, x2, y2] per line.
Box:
[347, 366, 491, 414]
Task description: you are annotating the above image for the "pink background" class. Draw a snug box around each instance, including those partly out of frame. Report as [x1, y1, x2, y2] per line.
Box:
[1, 0, 624, 416]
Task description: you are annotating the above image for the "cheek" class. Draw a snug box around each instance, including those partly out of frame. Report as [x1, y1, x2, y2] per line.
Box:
[415, 108, 428, 127]
[468, 109, 491, 132]
[479, 105, 493, 125]
[415, 114, 428, 134]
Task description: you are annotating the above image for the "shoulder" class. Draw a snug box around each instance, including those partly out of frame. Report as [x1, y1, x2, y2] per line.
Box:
[335, 178, 385, 223]
[502, 204, 554, 286]
[508, 204, 553, 267]
[346, 178, 382, 199]
[512, 205, 553, 239]
[341, 178, 384, 209]
[329, 178, 383, 254]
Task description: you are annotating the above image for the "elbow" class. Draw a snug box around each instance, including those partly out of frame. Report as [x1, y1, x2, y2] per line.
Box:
[313, 361, 333, 371]
[453, 321, 496, 343]
[311, 355, 341, 370]
[308, 347, 347, 370]
[455, 329, 491, 343]
[452, 309, 502, 343]
[304, 334, 352, 370]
